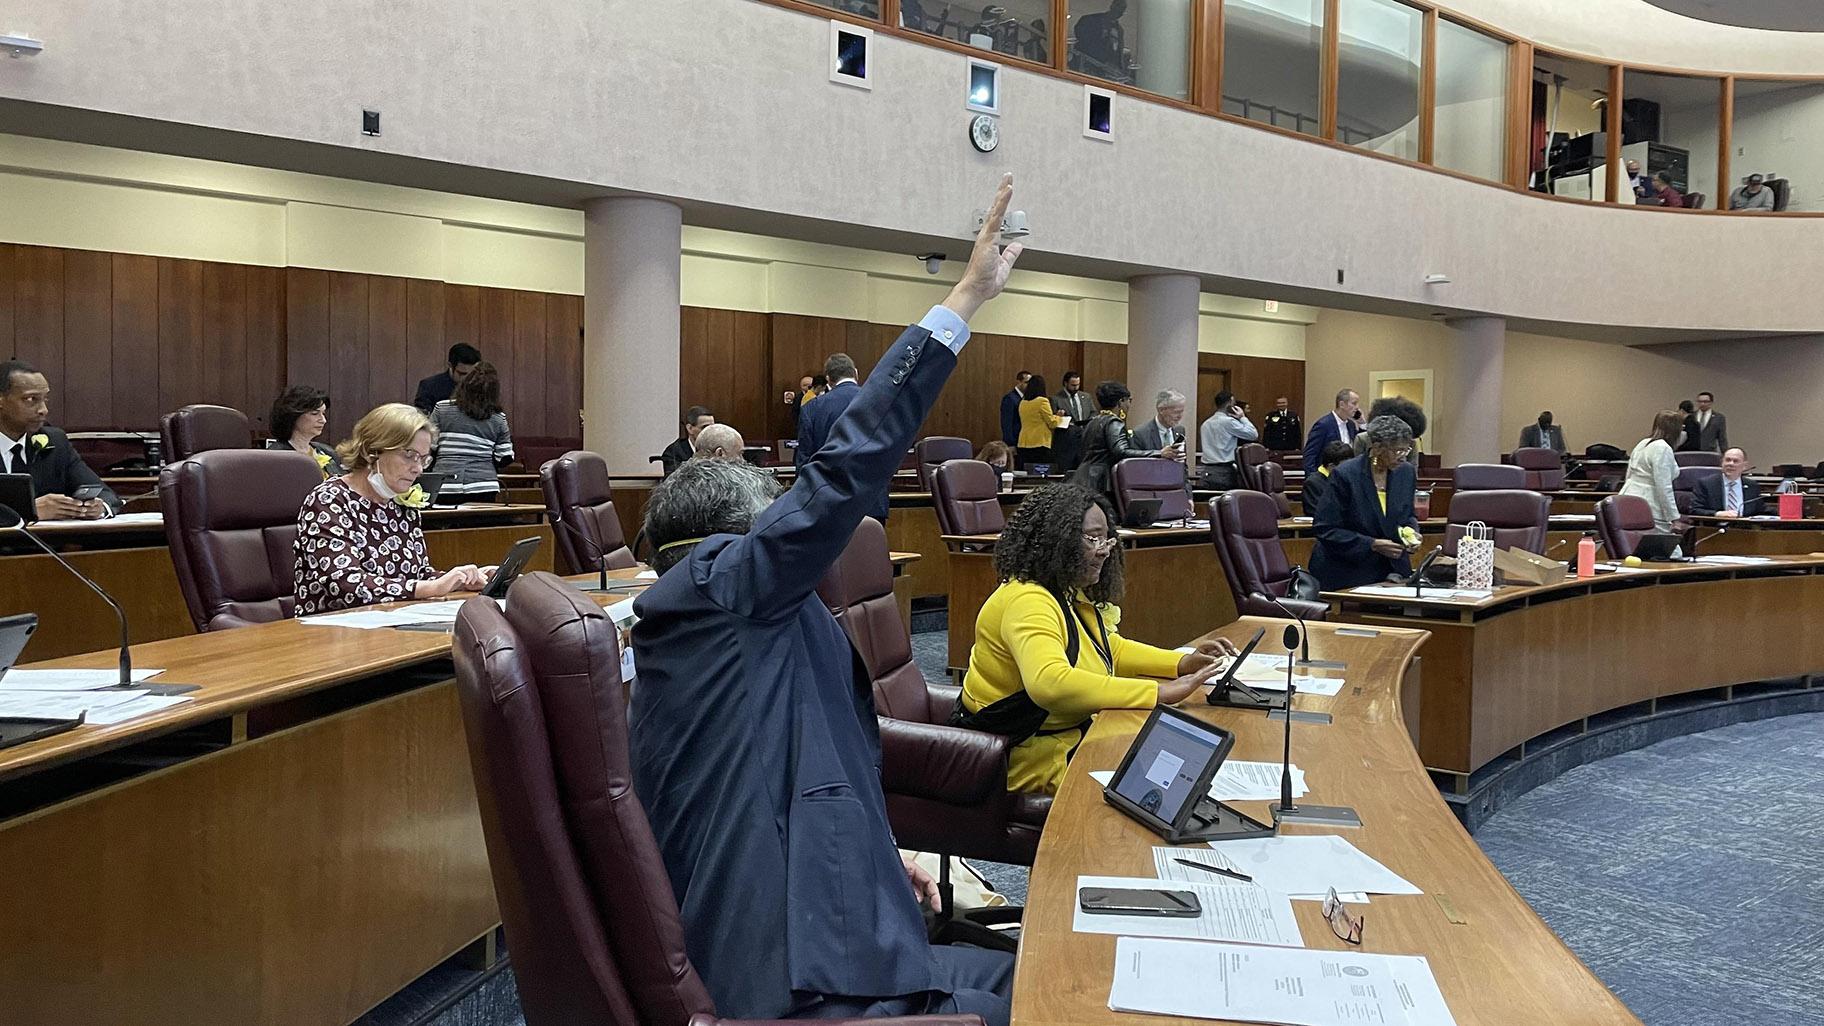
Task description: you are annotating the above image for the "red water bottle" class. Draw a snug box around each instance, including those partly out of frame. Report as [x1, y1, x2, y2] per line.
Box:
[1577, 532, 1597, 578]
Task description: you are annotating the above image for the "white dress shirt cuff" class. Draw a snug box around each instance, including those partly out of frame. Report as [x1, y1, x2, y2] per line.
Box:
[920, 306, 972, 355]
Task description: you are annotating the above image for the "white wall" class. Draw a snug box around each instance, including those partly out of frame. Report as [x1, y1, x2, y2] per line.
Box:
[4, 0, 1824, 338]
[1676, 82, 1824, 212]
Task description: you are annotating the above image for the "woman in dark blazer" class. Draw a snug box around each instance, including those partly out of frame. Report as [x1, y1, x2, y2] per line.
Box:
[1311, 415, 1422, 590]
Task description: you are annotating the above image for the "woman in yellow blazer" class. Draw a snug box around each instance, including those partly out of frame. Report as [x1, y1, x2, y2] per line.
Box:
[1015, 374, 1064, 471]
[953, 484, 1238, 794]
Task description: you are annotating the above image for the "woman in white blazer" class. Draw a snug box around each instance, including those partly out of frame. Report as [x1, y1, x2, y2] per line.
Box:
[1619, 410, 1685, 533]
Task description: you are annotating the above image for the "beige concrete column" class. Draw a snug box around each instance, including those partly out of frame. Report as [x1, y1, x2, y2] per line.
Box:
[583, 197, 682, 474]
[1443, 316, 1505, 465]
[1127, 273, 1202, 462]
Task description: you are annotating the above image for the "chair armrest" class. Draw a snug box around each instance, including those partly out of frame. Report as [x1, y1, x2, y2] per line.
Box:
[689, 1007, 984, 1015]
[1259, 594, 1330, 622]
[878, 717, 1009, 805]
[694, 1016, 984, 1026]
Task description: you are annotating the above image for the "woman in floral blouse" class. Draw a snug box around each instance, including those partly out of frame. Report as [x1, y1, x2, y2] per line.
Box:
[294, 403, 492, 615]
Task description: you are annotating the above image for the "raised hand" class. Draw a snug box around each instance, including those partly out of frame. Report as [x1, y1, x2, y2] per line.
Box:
[943, 173, 1025, 322]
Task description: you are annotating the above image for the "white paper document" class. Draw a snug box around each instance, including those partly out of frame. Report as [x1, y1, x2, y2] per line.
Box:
[1694, 555, 1775, 566]
[635, 569, 659, 580]
[0, 688, 147, 720]
[1151, 847, 1368, 904]
[82, 694, 193, 725]
[1206, 835, 1421, 898]
[1073, 875, 1303, 948]
[1348, 584, 1492, 600]
[1088, 762, 1308, 803]
[0, 668, 163, 692]
[1236, 672, 1346, 697]
[300, 605, 471, 629]
[1108, 936, 1459, 1026]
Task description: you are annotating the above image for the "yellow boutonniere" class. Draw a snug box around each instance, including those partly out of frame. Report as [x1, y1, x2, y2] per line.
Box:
[396, 484, 429, 510]
[1398, 526, 1421, 548]
[311, 450, 332, 476]
[30, 433, 50, 451]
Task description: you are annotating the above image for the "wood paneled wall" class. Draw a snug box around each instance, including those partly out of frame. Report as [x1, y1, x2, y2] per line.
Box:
[0, 243, 583, 444]
[1197, 351, 1307, 423]
[682, 313, 1157, 449]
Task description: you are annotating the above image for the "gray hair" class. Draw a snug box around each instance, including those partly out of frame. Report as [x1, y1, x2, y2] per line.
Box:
[644, 459, 782, 573]
[1362, 414, 1414, 450]
[1154, 389, 1186, 410]
[1334, 388, 1358, 407]
[694, 423, 746, 459]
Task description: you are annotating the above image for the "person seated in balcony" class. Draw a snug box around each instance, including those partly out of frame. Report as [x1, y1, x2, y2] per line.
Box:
[953, 484, 1237, 795]
[1648, 171, 1684, 209]
[1729, 173, 1776, 212]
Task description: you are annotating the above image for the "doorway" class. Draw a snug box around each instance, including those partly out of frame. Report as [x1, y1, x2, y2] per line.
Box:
[1367, 368, 1433, 450]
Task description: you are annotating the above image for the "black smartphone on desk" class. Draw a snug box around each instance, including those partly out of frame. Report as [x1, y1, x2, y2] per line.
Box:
[73, 484, 105, 501]
[1079, 887, 1202, 918]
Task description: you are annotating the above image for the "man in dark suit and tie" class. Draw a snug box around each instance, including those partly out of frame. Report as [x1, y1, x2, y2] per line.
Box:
[1051, 371, 1091, 473]
[1518, 411, 1567, 454]
[1693, 391, 1728, 453]
[660, 405, 715, 476]
[1302, 387, 1362, 473]
[628, 175, 1024, 1025]
[999, 369, 1030, 447]
[412, 343, 481, 412]
[797, 352, 888, 523]
[0, 360, 119, 521]
[1692, 447, 1762, 518]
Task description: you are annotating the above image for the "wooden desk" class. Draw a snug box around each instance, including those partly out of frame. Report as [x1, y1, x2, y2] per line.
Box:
[1694, 515, 1824, 555]
[943, 520, 1589, 674]
[1323, 556, 1824, 786]
[1013, 618, 1638, 1026]
[0, 506, 555, 661]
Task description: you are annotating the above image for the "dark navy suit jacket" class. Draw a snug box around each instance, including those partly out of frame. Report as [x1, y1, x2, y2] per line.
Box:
[1310, 454, 1418, 590]
[796, 380, 886, 523]
[630, 323, 954, 1018]
[1302, 412, 1361, 474]
[999, 388, 1022, 446]
[13, 426, 121, 514]
[1692, 474, 1762, 517]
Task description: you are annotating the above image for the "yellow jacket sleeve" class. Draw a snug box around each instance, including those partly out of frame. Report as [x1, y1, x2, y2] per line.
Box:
[1003, 589, 1158, 720]
[1110, 632, 1186, 681]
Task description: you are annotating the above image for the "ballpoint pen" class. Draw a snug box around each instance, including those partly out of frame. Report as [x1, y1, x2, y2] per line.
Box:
[1173, 857, 1253, 883]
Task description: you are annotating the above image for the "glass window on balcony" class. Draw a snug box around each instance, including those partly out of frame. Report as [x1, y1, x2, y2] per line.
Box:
[1336, 0, 1424, 161]
[1623, 70, 1722, 209]
[1530, 53, 1615, 202]
[1432, 19, 1508, 183]
[811, 0, 882, 17]
[1067, 0, 1194, 102]
[1727, 80, 1818, 212]
[902, 0, 1054, 65]
[1222, 0, 1326, 138]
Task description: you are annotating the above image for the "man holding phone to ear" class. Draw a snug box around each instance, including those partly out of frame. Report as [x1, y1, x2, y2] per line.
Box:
[0, 360, 119, 521]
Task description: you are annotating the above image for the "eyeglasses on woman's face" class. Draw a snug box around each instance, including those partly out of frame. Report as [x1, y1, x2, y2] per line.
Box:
[386, 447, 431, 468]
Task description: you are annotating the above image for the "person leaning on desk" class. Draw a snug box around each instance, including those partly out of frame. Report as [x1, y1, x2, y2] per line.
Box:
[953, 483, 1237, 796]
[0, 358, 121, 520]
[1310, 415, 1422, 590]
[293, 403, 494, 616]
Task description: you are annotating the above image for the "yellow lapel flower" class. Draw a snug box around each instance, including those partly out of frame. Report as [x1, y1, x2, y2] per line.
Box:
[30, 433, 50, 451]
[396, 484, 430, 510]
[311, 450, 332, 477]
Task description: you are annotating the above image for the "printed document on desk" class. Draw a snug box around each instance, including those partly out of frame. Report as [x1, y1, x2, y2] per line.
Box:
[1198, 835, 1419, 898]
[0, 688, 190, 724]
[1108, 936, 1459, 1025]
[1153, 847, 1367, 904]
[0, 668, 164, 692]
[1089, 762, 1308, 803]
[1073, 875, 1302, 948]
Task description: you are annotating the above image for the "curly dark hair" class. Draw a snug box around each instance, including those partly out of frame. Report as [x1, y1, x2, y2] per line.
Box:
[993, 483, 1125, 606]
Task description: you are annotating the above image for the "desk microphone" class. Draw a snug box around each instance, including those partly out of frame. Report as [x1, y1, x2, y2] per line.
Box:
[1687, 525, 1728, 557]
[1264, 593, 1344, 671]
[548, 511, 612, 592]
[0, 507, 194, 695]
[1267, 679, 1362, 828]
[1406, 545, 1444, 590]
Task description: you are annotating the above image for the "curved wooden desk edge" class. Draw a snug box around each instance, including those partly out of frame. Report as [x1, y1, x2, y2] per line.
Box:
[1012, 617, 1638, 1026]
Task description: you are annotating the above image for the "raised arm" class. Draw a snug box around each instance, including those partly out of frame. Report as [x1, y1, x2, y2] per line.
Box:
[702, 175, 1025, 620]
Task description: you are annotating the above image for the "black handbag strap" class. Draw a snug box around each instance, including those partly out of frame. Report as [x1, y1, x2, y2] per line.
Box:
[951, 588, 1103, 745]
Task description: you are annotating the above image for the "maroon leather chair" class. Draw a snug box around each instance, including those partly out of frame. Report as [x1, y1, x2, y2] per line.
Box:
[1452, 463, 1526, 491]
[452, 574, 979, 1026]
[1675, 451, 1723, 468]
[817, 518, 1043, 948]
[159, 404, 251, 462]
[1255, 456, 1293, 518]
[1675, 466, 1721, 514]
[159, 449, 324, 632]
[1236, 443, 1272, 492]
[1512, 447, 1566, 490]
[1442, 489, 1551, 557]
[539, 451, 637, 575]
[1210, 491, 1328, 621]
[914, 436, 973, 493]
[1111, 457, 1193, 522]
[931, 459, 1005, 538]
[1595, 494, 1655, 559]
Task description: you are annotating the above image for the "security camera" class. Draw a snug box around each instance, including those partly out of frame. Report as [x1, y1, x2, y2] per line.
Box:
[972, 208, 1032, 240]
[918, 253, 945, 275]
[1, 33, 44, 57]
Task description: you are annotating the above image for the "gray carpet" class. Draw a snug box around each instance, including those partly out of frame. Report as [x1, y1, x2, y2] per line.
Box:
[1475, 712, 1824, 1026]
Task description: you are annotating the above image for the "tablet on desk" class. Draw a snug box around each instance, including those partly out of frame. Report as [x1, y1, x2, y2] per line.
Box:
[481, 537, 543, 600]
[1102, 706, 1275, 843]
[0, 474, 37, 524]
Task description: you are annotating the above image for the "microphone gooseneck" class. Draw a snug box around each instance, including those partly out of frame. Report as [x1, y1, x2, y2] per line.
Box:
[1277, 682, 1298, 814]
[0, 506, 133, 686]
[1265, 594, 1312, 663]
[550, 511, 610, 590]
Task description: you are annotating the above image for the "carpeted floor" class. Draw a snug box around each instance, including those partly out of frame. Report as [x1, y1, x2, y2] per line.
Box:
[1475, 711, 1824, 1026]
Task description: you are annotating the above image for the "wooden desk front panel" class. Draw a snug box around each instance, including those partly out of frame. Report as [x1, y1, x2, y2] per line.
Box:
[886, 505, 949, 602]
[0, 524, 554, 662]
[1353, 572, 1824, 774]
[1706, 525, 1824, 555]
[0, 680, 497, 1026]
[1011, 622, 1637, 1026]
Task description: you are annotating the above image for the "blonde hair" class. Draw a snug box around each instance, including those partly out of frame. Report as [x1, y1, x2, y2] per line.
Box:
[338, 403, 435, 471]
